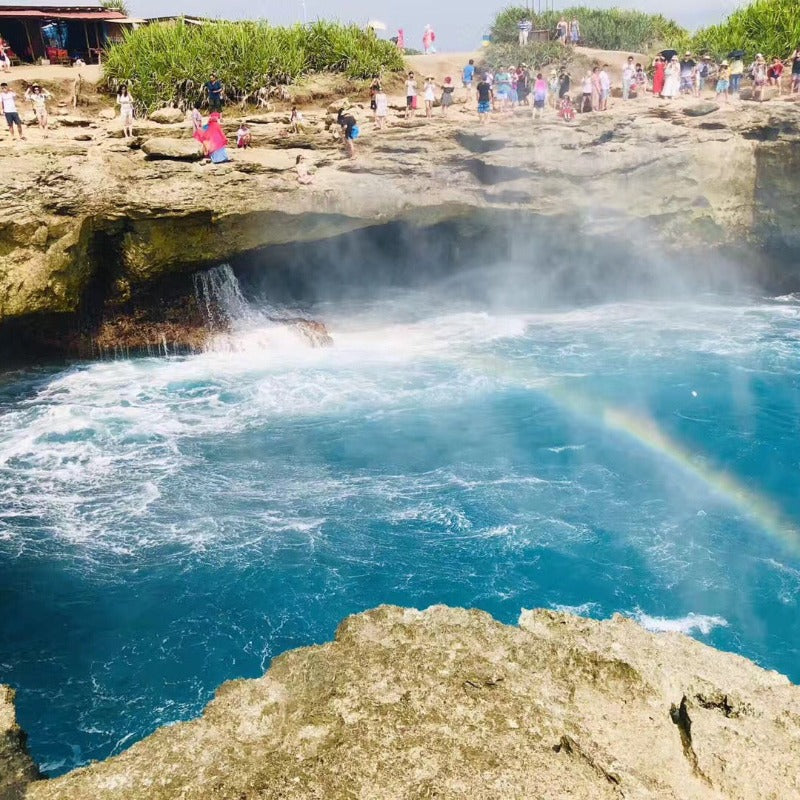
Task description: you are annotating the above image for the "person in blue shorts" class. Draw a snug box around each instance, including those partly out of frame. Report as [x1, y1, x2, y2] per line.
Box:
[463, 59, 475, 89]
[476, 74, 492, 124]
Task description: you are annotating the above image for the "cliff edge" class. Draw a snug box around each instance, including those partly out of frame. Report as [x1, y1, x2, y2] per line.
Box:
[0, 686, 41, 800]
[10, 605, 800, 799]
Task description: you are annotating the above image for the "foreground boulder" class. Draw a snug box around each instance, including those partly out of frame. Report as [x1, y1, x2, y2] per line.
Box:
[148, 107, 185, 125]
[141, 137, 202, 161]
[21, 605, 800, 799]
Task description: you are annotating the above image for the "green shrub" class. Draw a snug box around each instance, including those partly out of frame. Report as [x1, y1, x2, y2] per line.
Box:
[481, 42, 570, 73]
[691, 0, 800, 61]
[491, 6, 688, 53]
[103, 19, 405, 112]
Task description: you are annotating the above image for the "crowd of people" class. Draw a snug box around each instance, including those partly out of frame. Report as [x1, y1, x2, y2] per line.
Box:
[0, 44, 798, 161]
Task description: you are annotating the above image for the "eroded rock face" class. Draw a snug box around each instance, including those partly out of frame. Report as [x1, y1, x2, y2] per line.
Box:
[1, 102, 800, 356]
[22, 605, 800, 800]
[0, 686, 41, 800]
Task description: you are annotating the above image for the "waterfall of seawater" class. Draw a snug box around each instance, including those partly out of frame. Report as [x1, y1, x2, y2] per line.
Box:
[191, 264, 324, 352]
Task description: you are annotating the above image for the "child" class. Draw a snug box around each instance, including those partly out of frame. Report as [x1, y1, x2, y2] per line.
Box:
[559, 95, 575, 122]
[191, 103, 203, 133]
[374, 86, 388, 129]
[715, 60, 729, 104]
[405, 71, 417, 119]
[548, 69, 559, 109]
[532, 72, 547, 119]
[440, 77, 454, 115]
[295, 154, 314, 184]
[289, 106, 306, 134]
[423, 76, 436, 118]
[476, 73, 492, 124]
[236, 123, 251, 148]
[634, 63, 647, 96]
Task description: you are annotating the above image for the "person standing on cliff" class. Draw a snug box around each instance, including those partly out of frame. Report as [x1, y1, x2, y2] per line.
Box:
[792, 49, 800, 94]
[0, 83, 24, 140]
[337, 107, 358, 158]
[25, 84, 51, 137]
[206, 73, 223, 112]
[622, 56, 636, 100]
[115, 84, 134, 139]
[422, 25, 436, 55]
[476, 73, 492, 124]
[405, 71, 417, 119]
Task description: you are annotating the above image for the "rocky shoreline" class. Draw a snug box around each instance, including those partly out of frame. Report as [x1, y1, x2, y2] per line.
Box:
[3, 605, 798, 799]
[1, 84, 800, 359]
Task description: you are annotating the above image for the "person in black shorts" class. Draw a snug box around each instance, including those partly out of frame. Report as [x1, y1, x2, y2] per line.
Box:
[337, 108, 358, 158]
[0, 83, 24, 139]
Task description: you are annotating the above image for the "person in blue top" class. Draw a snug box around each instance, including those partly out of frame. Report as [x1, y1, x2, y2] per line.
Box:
[462, 59, 476, 108]
[463, 59, 475, 89]
[205, 73, 223, 111]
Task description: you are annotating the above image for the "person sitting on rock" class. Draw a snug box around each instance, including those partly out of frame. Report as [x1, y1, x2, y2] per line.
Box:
[236, 123, 251, 149]
[295, 154, 314, 184]
[194, 111, 230, 164]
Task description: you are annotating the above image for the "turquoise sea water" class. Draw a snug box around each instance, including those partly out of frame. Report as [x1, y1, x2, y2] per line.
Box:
[1, 269, 799, 775]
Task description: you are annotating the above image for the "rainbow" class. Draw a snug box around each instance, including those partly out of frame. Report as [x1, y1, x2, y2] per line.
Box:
[473, 356, 800, 555]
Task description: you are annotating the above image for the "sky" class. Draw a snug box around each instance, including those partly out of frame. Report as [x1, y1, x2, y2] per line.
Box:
[128, 0, 744, 51]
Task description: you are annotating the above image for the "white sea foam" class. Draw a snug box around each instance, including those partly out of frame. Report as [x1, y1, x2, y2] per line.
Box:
[632, 610, 729, 636]
[551, 602, 601, 616]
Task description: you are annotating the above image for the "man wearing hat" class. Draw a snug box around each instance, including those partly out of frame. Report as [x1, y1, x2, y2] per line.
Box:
[679, 51, 696, 95]
[698, 54, 714, 94]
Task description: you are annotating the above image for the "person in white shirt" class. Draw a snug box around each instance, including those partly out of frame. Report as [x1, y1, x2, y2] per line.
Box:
[374, 87, 388, 129]
[621, 56, 636, 100]
[405, 71, 417, 119]
[0, 83, 24, 139]
[116, 85, 134, 139]
[25, 84, 51, 136]
[599, 65, 611, 110]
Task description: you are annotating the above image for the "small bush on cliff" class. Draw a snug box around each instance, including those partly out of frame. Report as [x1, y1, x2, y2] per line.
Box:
[491, 6, 688, 52]
[691, 0, 800, 61]
[103, 19, 405, 113]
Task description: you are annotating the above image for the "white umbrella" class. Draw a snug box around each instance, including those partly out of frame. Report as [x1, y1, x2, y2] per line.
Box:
[367, 20, 387, 31]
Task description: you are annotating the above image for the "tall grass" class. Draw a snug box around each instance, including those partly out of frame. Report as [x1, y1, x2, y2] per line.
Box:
[103, 19, 405, 112]
[492, 6, 688, 52]
[481, 42, 569, 73]
[692, 0, 800, 60]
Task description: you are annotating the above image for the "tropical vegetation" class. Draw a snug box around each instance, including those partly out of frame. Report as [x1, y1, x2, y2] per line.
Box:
[103, 19, 405, 112]
[491, 6, 688, 53]
[691, 0, 800, 61]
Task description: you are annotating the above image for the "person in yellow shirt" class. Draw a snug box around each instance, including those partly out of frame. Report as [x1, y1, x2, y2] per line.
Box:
[729, 56, 744, 95]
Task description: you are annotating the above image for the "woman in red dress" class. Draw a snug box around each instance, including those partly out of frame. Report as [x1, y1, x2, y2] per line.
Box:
[652, 56, 666, 97]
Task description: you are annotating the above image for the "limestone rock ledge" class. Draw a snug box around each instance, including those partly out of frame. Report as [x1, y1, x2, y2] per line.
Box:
[12, 605, 800, 799]
[0, 686, 41, 800]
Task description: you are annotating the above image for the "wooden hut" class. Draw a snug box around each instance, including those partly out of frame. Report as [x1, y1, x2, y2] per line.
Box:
[0, 2, 138, 63]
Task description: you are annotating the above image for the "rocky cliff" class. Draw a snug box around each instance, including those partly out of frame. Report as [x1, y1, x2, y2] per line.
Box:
[1, 98, 800, 357]
[4, 605, 799, 799]
[0, 686, 41, 800]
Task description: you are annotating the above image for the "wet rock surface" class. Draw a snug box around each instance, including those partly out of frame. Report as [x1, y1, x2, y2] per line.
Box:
[12, 605, 800, 800]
